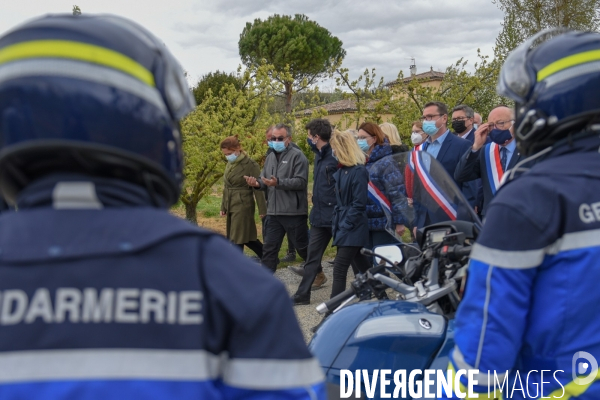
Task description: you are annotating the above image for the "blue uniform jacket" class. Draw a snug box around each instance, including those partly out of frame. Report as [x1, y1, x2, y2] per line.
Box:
[332, 165, 370, 247]
[309, 143, 338, 228]
[366, 143, 409, 231]
[0, 176, 325, 400]
[445, 134, 600, 399]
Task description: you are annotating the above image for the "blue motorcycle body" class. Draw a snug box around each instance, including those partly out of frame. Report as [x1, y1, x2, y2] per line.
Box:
[309, 298, 455, 399]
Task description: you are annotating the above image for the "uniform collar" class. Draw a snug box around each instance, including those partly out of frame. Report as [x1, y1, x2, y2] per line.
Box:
[17, 174, 166, 210]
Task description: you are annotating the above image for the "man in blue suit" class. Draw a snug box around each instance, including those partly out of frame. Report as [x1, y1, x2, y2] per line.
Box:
[454, 105, 526, 218]
[420, 101, 474, 196]
[409, 102, 474, 232]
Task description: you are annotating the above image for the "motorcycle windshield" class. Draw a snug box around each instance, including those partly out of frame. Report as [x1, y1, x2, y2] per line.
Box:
[368, 151, 481, 241]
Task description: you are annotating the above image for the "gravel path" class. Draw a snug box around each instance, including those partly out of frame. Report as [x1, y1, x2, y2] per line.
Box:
[275, 258, 355, 343]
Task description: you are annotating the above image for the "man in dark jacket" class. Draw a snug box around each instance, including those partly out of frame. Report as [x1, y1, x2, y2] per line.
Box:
[245, 124, 309, 273]
[0, 14, 325, 399]
[451, 104, 487, 213]
[290, 119, 338, 304]
[454, 105, 526, 218]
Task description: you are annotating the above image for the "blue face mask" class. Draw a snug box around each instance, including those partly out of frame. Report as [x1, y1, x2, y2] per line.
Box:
[225, 153, 238, 163]
[307, 137, 318, 151]
[267, 141, 274, 149]
[489, 128, 513, 144]
[422, 120, 439, 136]
[357, 139, 370, 152]
[272, 141, 286, 153]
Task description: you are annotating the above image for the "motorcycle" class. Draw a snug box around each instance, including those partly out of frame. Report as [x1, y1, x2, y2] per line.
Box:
[309, 151, 482, 399]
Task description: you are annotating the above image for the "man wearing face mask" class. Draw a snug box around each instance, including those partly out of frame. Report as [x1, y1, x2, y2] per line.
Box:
[451, 105, 487, 210]
[290, 119, 338, 304]
[419, 102, 473, 189]
[264, 125, 299, 263]
[454, 105, 525, 217]
[244, 124, 309, 273]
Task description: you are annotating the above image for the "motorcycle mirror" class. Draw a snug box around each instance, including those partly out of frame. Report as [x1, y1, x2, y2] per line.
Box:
[372, 245, 403, 266]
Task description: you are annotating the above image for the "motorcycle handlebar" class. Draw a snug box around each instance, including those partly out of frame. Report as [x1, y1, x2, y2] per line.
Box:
[316, 287, 355, 314]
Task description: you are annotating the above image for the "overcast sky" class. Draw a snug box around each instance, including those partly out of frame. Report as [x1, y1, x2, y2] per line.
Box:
[2, 0, 505, 89]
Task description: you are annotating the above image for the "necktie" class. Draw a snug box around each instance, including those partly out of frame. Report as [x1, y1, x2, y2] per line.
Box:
[422, 141, 429, 151]
[500, 147, 507, 171]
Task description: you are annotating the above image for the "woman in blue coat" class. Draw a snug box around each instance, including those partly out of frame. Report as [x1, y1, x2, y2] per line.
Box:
[329, 130, 372, 298]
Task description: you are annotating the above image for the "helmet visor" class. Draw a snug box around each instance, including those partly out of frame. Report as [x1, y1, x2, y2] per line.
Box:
[497, 28, 569, 103]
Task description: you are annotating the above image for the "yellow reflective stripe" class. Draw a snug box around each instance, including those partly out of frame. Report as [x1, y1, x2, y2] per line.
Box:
[447, 363, 504, 399]
[537, 50, 600, 82]
[549, 368, 600, 399]
[0, 40, 154, 87]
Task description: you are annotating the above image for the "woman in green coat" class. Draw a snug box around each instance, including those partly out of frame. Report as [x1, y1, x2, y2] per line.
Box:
[220, 136, 267, 257]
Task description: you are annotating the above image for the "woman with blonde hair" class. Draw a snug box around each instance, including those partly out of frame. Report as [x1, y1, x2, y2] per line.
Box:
[328, 130, 371, 298]
[220, 136, 267, 258]
[380, 122, 410, 154]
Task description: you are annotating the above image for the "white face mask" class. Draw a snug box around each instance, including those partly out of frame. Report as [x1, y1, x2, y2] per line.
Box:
[411, 131, 424, 145]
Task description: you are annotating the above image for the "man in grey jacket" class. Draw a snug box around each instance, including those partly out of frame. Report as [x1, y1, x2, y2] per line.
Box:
[245, 124, 309, 273]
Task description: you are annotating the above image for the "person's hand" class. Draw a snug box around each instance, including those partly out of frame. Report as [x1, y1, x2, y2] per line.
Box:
[220, 211, 226, 217]
[395, 224, 406, 236]
[413, 227, 418, 237]
[260, 214, 266, 219]
[472, 123, 491, 151]
[244, 175, 260, 188]
[474, 206, 479, 214]
[407, 197, 414, 206]
[261, 176, 278, 187]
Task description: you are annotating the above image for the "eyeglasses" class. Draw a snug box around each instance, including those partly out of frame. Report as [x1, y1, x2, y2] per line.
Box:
[420, 114, 444, 121]
[487, 120, 514, 129]
[451, 117, 471, 122]
[272, 136, 287, 142]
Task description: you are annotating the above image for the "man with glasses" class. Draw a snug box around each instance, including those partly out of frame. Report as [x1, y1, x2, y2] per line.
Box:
[419, 101, 473, 189]
[452, 104, 488, 210]
[451, 104, 477, 142]
[454, 105, 525, 217]
[263, 125, 297, 264]
[245, 124, 309, 273]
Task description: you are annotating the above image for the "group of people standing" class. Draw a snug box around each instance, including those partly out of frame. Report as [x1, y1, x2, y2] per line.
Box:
[218, 118, 411, 305]
[218, 100, 524, 306]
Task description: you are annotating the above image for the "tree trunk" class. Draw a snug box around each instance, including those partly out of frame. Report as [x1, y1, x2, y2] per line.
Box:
[285, 82, 293, 114]
[185, 201, 198, 224]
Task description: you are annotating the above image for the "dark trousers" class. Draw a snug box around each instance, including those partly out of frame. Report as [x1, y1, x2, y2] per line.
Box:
[294, 226, 332, 297]
[236, 240, 263, 259]
[262, 215, 309, 273]
[287, 235, 296, 254]
[331, 246, 371, 298]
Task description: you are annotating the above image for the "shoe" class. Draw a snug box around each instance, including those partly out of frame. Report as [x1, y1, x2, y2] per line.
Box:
[288, 266, 305, 277]
[292, 294, 310, 306]
[311, 271, 328, 290]
[326, 260, 334, 266]
[281, 252, 297, 263]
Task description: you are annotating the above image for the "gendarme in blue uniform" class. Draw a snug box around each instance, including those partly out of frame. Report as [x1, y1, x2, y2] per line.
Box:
[446, 135, 600, 399]
[0, 175, 325, 399]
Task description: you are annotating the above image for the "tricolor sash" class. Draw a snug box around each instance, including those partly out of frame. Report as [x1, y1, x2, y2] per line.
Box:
[367, 181, 392, 214]
[484, 142, 504, 195]
[409, 151, 457, 221]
